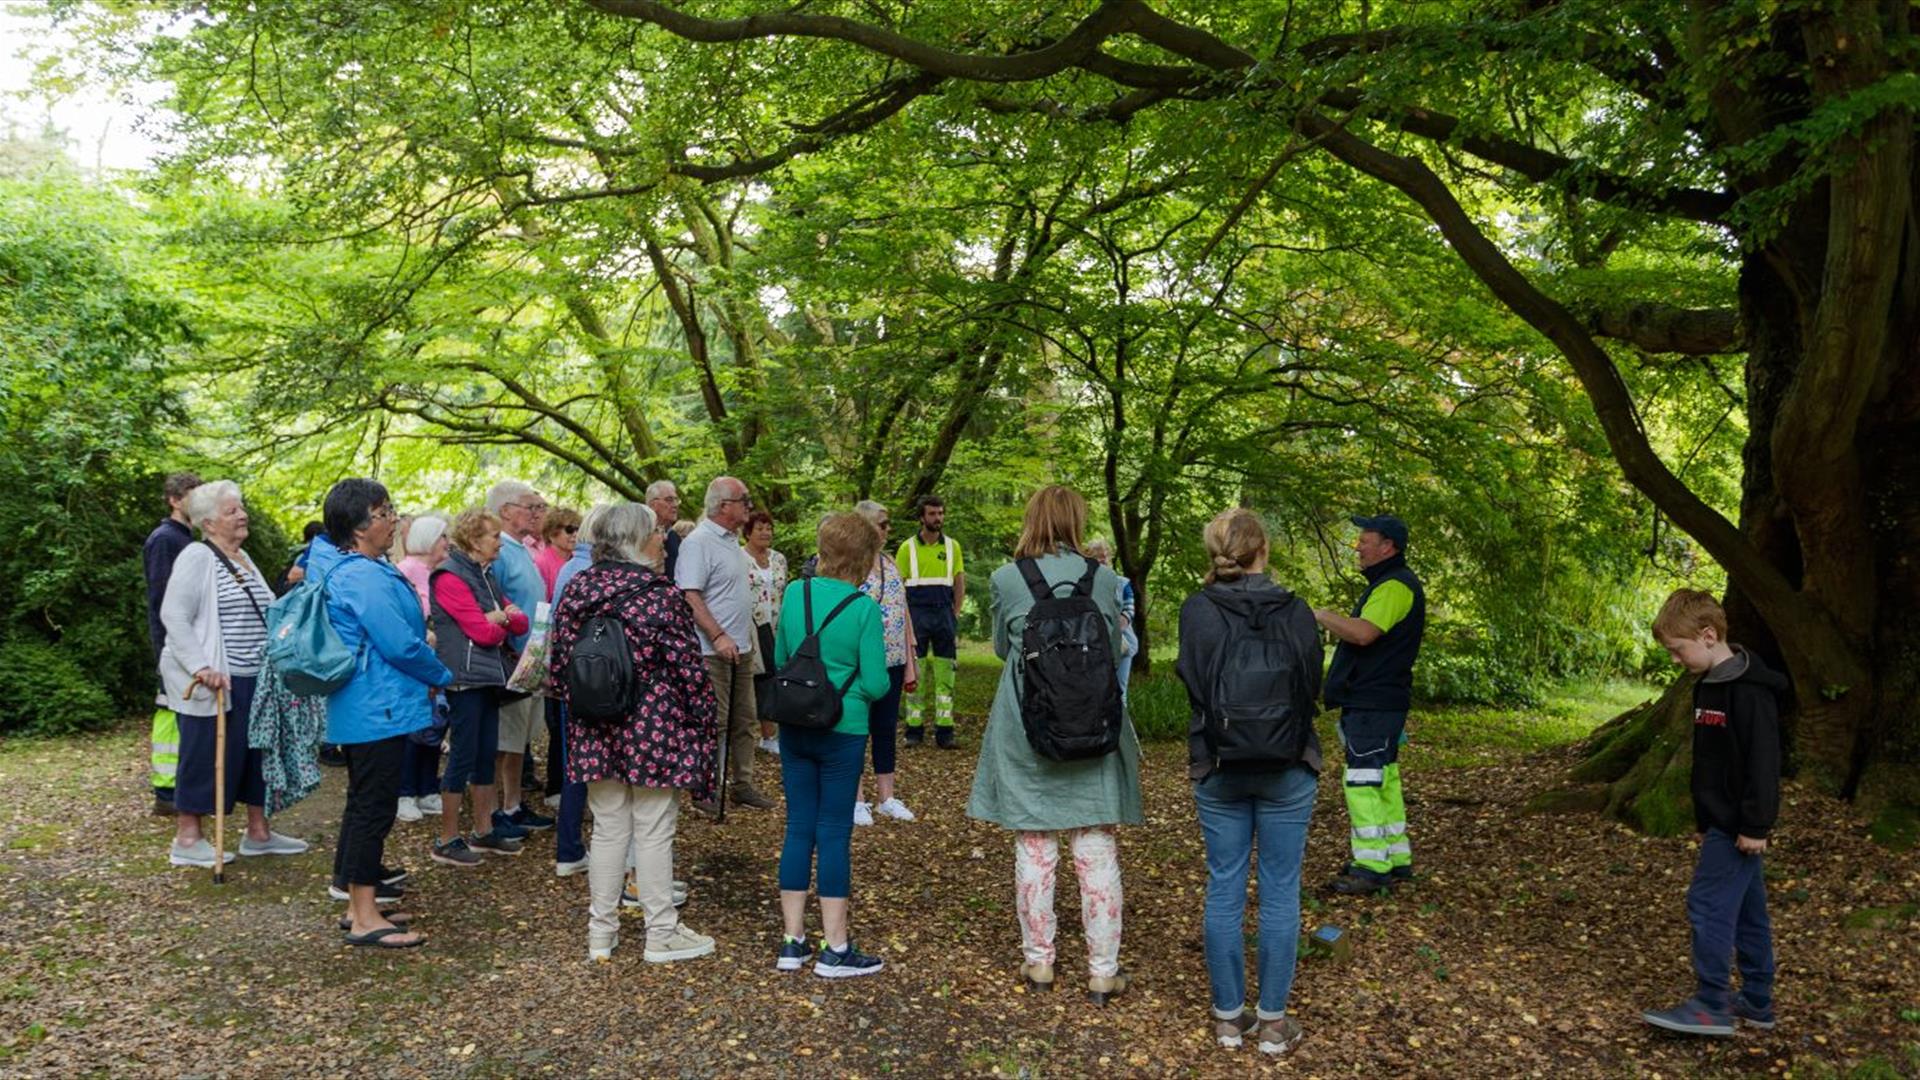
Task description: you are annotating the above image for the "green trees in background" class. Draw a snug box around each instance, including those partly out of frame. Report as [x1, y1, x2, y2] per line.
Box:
[22, 0, 1908, 842]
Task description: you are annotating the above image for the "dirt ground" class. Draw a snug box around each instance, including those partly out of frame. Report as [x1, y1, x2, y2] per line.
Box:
[0, 712, 1914, 1078]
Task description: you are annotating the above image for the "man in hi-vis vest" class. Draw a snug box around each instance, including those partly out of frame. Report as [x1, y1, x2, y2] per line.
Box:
[895, 495, 965, 748]
[1314, 514, 1426, 895]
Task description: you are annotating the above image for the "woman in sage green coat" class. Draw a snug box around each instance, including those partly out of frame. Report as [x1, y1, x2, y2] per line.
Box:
[967, 485, 1142, 1003]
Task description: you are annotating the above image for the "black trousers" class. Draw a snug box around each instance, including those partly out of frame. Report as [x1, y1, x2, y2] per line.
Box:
[333, 735, 405, 889]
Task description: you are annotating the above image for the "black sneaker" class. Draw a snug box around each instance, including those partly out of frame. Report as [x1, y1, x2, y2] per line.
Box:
[151, 794, 177, 816]
[470, 831, 524, 856]
[509, 805, 555, 831]
[1732, 995, 1777, 1030]
[776, 936, 813, 972]
[379, 864, 410, 887]
[1327, 866, 1395, 895]
[318, 744, 348, 768]
[903, 726, 925, 748]
[431, 837, 481, 867]
[934, 726, 957, 750]
[1388, 865, 1414, 883]
[328, 880, 405, 904]
[813, 940, 884, 978]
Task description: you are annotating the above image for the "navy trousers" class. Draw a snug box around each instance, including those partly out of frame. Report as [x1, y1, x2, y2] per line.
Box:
[1686, 828, 1775, 1011]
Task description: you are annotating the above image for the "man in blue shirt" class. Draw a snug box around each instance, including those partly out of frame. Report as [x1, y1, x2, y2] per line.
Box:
[487, 480, 556, 835]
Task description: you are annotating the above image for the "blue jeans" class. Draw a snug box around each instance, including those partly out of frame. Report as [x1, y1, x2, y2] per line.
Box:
[1194, 765, 1318, 1018]
[440, 689, 499, 792]
[777, 725, 867, 898]
[1687, 828, 1775, 1011]
[554, 705, 588, 864]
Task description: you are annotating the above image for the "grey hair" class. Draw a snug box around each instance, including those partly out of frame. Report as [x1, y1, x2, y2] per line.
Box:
[577, 503, 613, 546]
[703, 476, 743, 516]
[644, 479, 678, 502]
[185, 480, 243, 529]
[485, 480, 536, 516]
[403, 512, 449, 556]
[1084, 537, 1113, 560]
[591, 502, 660, 569]
[853, 500, 887, 525]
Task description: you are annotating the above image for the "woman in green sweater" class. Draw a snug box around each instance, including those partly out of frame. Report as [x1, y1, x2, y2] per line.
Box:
[772, 512, 892, 977]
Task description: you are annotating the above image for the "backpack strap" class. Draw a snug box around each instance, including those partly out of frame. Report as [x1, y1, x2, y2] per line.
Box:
[797, 580, 864, 699]
[1070, 556, 1100, 598]
[1016, 558, 1053, 603]
[203, 540, 268, 628]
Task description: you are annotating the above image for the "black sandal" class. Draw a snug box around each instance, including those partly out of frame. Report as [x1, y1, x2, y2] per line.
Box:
[339, 912, 413, 932]
[343, 926, 425, 949]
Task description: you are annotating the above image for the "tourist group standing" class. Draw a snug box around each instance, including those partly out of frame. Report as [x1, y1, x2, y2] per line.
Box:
[142, 468, 1769, 1053]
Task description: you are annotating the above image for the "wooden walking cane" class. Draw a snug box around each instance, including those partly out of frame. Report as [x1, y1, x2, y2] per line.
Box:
[212, 683, 228, 885]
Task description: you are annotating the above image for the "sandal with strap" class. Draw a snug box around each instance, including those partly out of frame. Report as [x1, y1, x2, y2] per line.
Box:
[343, 926, 425, 949]
[339, 912, 413, 932]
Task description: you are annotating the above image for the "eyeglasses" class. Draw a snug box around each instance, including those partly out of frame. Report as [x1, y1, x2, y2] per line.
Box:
[653, 495, 680, 505]
[509, 501, 550, 513]
[371, 507, 399, 523]
[559, 525, 579, 534]
[720, 495, 755, 509]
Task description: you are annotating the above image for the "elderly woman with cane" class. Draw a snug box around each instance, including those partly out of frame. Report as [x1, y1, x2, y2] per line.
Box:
[159, 480, 309, 869]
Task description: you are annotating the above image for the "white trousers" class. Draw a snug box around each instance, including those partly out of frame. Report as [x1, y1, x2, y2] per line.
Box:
[1014, 827, 1123, 977]
[586, 782, 679, 943]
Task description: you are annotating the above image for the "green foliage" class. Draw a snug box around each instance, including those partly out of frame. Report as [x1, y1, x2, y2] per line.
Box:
[0, 640, 117, 737]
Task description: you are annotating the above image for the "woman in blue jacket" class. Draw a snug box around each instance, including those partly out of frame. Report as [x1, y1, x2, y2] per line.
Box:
[312, 479, 453, 948]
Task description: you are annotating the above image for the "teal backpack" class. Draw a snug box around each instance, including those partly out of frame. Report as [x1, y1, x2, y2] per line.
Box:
[265, 565, 359, 696]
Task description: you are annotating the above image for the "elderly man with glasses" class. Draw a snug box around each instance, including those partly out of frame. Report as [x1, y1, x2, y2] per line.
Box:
[675, 476, 775, 812]
[483, 480, 557, 836]
[646, 479, 684, 580]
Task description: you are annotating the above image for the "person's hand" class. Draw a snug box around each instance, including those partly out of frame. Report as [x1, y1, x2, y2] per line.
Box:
[714, 631, 740, 662]
[192, 668, 231, 693]
[1313, 608, 1334, 624]
[485, 608, 511, 626]
[1735, 834, 1768, 855]
[426, 629, 437, 648]
[904, 657, 919, 694]
[502, 602, 524, 620]
[285, 565, 306, 586]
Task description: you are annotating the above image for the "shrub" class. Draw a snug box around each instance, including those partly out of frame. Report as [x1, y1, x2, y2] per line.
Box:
[0, 639, 119, 737]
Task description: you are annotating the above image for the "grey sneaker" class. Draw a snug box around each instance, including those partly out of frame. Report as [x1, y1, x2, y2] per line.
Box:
[1732, 995, 1777, 1031]
[469, 831, 524, 857]
[431, 837, 482, 867]
[1213, 1010, 1256, 1048]
[644, 925, 716, 963]
[238, 831, 310, 857]
[1257, 1015, 1305, 1056]
[168, 838, 234, 868]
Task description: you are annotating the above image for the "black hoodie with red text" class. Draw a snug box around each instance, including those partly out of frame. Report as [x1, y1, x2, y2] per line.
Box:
[1691, 647, 1789, 839]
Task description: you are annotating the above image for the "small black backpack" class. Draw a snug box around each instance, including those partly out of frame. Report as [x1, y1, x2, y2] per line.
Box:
[1201, 593, 1312, 767]
[766, 580, 862, 731]
[566, 612, 637, 724]
[1016, 556, 1122, 761]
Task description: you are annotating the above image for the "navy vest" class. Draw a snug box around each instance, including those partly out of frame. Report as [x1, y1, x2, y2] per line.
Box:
[1323, 554, 1426, 712]
[429, 549, 513, 688]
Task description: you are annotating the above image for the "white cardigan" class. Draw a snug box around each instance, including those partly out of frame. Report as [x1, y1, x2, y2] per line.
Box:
[157, 542, 270, 714]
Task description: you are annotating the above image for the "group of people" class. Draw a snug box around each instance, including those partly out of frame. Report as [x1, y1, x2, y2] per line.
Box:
[140, 468, 1783, 1052]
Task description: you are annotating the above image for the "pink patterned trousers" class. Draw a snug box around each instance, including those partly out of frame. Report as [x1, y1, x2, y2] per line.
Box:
[1014, 827, 1123, 978]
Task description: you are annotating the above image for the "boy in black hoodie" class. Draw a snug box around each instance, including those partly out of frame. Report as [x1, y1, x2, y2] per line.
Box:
[1641, 588, 1788, 1037]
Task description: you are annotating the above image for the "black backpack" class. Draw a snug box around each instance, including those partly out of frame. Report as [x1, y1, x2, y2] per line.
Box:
[563, 577, 662, 724]
[1201, 593, 1312, 767]
[765, 580, 862, 731]
[1015, 556, 1122, 761]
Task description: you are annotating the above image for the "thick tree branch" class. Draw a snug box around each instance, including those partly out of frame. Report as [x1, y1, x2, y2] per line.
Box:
[1295, 110, 1817, 640]
[1581, 301, 1743, 354]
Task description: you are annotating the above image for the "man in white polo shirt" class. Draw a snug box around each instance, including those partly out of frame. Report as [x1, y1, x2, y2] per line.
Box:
[677, 476, 776, 811]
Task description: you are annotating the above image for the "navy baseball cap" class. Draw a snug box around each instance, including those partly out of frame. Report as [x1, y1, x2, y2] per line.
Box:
[1350, 514, 1409, 550]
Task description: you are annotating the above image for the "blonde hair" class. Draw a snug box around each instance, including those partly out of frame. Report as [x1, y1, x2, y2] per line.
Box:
[447, 508, 500, 556]
[543, 506, 582, 544]
[1203, 509, 1268, 585]
[815, 512, 883, 584]
[1011, 485, 1087, 560]
[1652, 588, 1727, 642]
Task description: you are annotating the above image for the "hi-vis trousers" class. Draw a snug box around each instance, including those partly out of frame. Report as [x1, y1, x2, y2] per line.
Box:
[1339, 709, 1411, 876]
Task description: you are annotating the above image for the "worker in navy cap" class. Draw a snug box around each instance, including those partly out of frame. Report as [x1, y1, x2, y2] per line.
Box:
[1314, 514, 1425, 894]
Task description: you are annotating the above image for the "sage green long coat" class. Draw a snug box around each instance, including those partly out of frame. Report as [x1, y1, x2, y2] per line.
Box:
[966, 549, 1144, 832]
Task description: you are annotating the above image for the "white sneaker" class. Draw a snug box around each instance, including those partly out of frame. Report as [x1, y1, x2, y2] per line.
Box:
[416, 793, 444, 815]
[395, 797, 423, 823]
[875, 797, 916, 822]
[644, 925, 716, 963]
[543, 793, 562, 809]
[555, 857, 589, 877]
[758, 737, 781, 756]
[169, 838, 235, 868]
[588, 931, 618, 963]
[624, 879, 691, 908]
[238, 831, 310, 857]
[852, 801, 875, 827]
